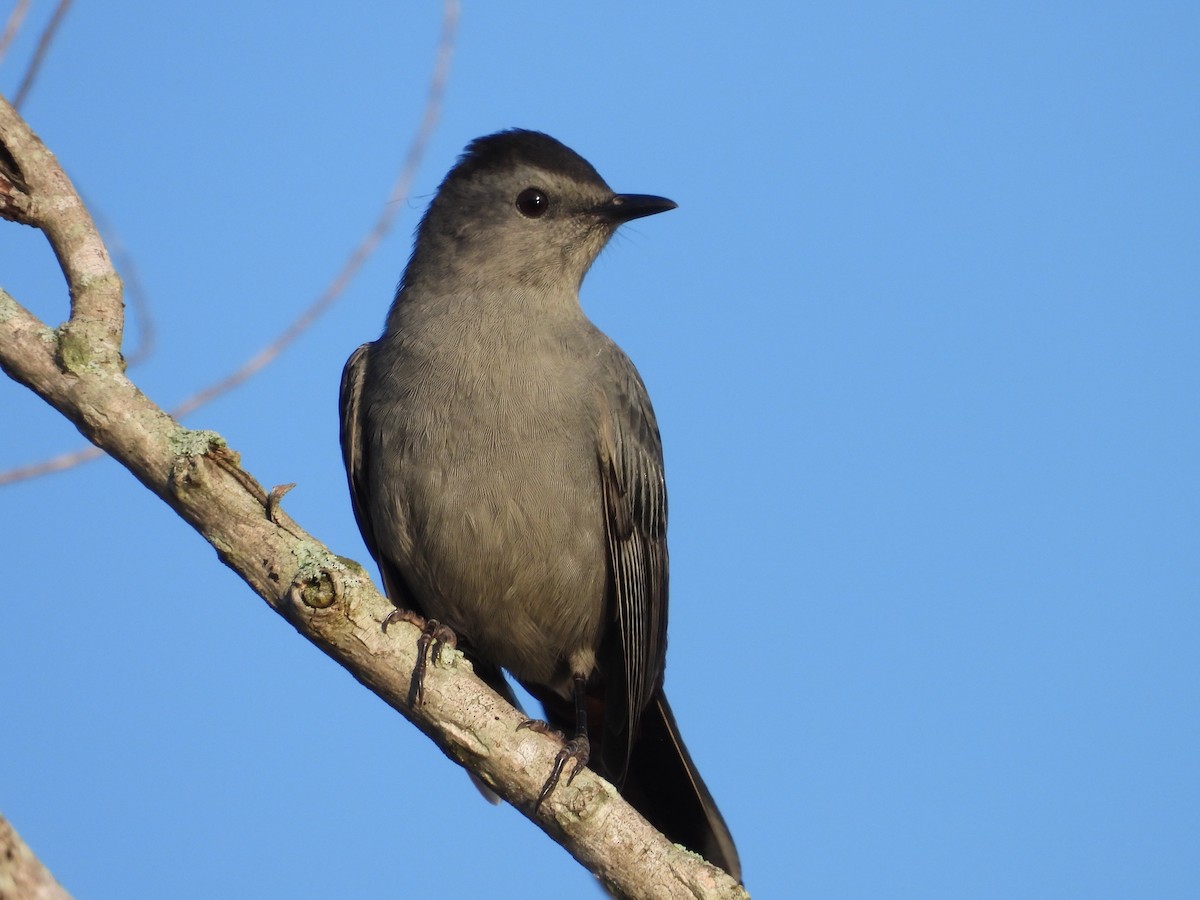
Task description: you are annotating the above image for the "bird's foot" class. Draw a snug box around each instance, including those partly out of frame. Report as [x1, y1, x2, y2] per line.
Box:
[516, 718, 563, 740]
[516, 722, 590, 813]
[381, 609, 456, 707]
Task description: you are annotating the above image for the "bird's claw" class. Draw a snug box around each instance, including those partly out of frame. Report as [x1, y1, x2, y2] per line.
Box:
[517, 718, 563, 740]
[530, 735, 590, 813]
[381, 607, 425, 634]
[382, 610, 456, 707]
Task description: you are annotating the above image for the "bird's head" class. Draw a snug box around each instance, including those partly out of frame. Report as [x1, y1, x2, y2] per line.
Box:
[404, 129, 676, 294]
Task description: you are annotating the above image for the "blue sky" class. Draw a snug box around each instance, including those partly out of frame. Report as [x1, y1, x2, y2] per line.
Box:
[2, 3, 1197, 897]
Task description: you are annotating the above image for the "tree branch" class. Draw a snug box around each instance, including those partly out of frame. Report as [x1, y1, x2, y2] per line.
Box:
[0, 813, 71, 900]
[0, 95, 746, 899]
[0, 0, 456, 487]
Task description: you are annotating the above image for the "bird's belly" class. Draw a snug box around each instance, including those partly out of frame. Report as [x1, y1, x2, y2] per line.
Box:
[402, 443, 607, 691]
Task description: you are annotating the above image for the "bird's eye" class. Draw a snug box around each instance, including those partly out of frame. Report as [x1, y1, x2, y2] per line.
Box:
[516, 187, 548, 218]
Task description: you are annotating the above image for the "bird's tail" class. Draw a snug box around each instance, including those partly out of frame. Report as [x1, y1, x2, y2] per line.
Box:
[620, 691, 742, 882]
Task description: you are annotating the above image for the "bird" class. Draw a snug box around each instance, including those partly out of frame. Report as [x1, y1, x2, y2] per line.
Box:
[339, 128, 740, 881]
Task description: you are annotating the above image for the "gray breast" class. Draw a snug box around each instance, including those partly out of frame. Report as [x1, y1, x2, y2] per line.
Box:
[366, 313, 610, 690]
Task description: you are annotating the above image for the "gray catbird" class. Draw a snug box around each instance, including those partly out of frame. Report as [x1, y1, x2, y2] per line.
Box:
[339, 129, 740, 881]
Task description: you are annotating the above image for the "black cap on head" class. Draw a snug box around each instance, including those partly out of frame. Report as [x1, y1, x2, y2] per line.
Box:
[449, 129, 609, 189]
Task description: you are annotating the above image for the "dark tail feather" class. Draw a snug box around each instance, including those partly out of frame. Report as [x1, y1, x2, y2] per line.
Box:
[621, 691, 742, 882]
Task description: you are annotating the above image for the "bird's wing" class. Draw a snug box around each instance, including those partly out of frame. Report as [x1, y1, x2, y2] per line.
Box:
[596, 357, 669, 783]
[340, 342, 427, 619]
[339, 343, 383, 563]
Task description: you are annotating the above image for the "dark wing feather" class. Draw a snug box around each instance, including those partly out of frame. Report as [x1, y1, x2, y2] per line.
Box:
[339, 343, 382, 563]
[596, 363, 669, 784]
[339, 341, 422, 611]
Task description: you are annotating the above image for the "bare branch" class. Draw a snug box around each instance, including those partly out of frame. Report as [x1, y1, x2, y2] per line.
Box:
[12, 0, 72, 110]
[0, 0, 31, 66]
[0, 83, 124, 366]
[0, 82, 746, 900]
[0, 0, 457, 482]
[91, 203, 155, 366]
[0, 813, 71, 900]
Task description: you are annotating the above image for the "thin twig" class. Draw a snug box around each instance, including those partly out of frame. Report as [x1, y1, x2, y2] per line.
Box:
[173, 0, 458, 418]
[0, 0, 31, 65]
[0, 1, 460, 485]
[12, 0, 72, 110]
[0, 444, 103, 484]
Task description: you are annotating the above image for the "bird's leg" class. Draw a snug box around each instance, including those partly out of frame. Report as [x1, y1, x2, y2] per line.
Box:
[382, 609, 456, 707]
[519, 674, 591, 812]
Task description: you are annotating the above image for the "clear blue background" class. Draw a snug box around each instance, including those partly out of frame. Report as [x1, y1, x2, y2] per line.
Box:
[2, 3, 1197, 897]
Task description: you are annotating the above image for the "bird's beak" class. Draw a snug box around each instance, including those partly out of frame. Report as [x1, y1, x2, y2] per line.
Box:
[597, 193, 678, 223]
